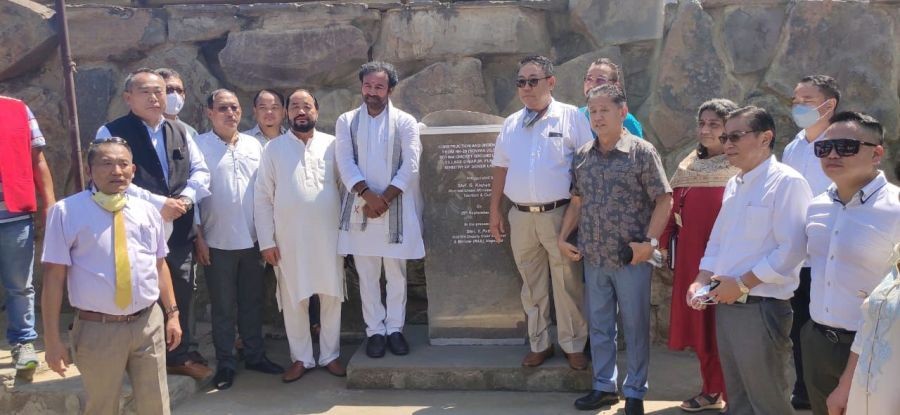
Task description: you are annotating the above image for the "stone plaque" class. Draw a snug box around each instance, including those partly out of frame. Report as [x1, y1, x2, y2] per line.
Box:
[420, 111, 525, 345]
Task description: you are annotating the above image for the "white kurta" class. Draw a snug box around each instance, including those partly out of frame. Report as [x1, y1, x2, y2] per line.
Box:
[254, 130, 345, 308]
[334, 104, 425, 259]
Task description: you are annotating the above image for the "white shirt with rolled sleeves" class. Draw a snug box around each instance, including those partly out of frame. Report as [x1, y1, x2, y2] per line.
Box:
[41, 191, 168, 316]
[194, 131, 262, 250]
[782, 129, 832, 197]
[699, 156, 813, 300]
[806, 173, 900, 331]
[96, 119, 211, 210]
[491, 99, 593, 204]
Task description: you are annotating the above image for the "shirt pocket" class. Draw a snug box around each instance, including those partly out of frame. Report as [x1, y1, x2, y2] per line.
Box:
[137, 223, 158, 254]
[805, 214, 830, 257]
[743, 205, 771, 240]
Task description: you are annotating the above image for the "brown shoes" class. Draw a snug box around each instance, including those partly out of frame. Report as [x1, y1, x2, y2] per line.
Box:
[323, 360, 347, 377]
[565, 352, 588, 370]
[521, 346, 555, 367]
[167, 360, 213, 380]
[282, 361, 307, 383]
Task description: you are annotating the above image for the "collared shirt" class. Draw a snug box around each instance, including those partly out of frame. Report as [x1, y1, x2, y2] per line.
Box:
[806, 172, 900, 331]
[571, 134, 671, 268]
[492, 99, 593, 204]
[699, 156, 813, 300]
[0, 106, 46, 223]
[783, 129, 832, 196]
[243, 124, 287, 148]
[42, 191, 168, 316]
[195, 131, 263, 250]
[96, 119, 211, 210]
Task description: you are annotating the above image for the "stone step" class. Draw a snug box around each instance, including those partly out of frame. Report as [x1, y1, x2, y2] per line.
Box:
[346, 325, 592, 392]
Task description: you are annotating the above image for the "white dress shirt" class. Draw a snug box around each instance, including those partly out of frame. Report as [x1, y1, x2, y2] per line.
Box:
[806, 173, 900, 330]
[782, 129, 832, 196]
[96, 118, 211, 210]
[492, 99, 593, 204]
[700, 156, 813, 299]
[195, 131, 262, 250]
[42, 191, 168, 315]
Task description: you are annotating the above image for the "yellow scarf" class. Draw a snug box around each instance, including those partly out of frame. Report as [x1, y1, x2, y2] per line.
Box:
[91, 191, 132, 309]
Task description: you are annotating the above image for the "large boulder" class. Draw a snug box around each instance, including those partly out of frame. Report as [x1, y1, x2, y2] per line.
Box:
[551, 47, 622, 109]
[640, 0, 742, 150]
[701, 0, 789, 8]
[218, 25, 369, 91]
[762, 1, 899, 142]
[391, 58, 494, 120]
[373, 4, 551, 63]
[67, 6, 166, 62]
[317, 88, 358, 135]
[165, 5, 242, 43]
[569, 0, 665, 47]
[721, 5, 786, 74]
[74, 66, 117, 149]
[0, 0, 57, 81]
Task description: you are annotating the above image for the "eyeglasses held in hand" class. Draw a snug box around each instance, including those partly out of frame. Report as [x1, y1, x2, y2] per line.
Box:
[718, 130, 760, 144]
[813, 138, 879, 158]
[516, 76, 551, 88]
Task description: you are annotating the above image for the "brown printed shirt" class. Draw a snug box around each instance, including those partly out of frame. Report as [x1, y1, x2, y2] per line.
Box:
[572, 133, 671, 268]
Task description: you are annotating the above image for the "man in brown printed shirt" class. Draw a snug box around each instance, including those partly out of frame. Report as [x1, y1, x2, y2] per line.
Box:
[558, 84, 672, 414]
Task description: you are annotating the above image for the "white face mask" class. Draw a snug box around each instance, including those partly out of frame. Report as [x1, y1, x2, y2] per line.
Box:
[791, 100, 829, 129]
[165, 92, 185, 116]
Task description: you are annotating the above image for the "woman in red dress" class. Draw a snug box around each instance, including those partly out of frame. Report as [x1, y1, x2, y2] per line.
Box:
[661, 99, 740, 412]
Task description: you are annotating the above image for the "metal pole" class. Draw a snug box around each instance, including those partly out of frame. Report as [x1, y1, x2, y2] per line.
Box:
[54, 0, 84, 192]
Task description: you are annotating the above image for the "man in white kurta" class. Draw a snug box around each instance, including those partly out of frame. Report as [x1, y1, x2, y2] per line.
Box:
[335, 62, 424, 358]
[255, 89, 345, 382]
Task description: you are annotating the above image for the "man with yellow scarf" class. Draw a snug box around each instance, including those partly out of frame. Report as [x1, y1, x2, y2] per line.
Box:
[41, 137, 182, 415]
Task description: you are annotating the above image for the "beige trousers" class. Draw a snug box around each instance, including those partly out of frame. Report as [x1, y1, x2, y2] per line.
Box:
[282, 294, 342, 368]
[508, 206, 588, 353]
[71, 305, 170, 415]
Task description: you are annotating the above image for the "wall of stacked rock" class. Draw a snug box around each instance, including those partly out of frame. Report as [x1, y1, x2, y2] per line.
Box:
[2, 0, 899, 342]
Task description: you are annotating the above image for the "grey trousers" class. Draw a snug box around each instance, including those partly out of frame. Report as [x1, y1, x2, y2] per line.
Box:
[800, 320, 854, 415]
[204, 247, 266, 369]
[716, 298, 794, 415]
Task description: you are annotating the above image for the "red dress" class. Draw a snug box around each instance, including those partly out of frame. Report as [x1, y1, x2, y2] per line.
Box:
[661, 185, 727, 395]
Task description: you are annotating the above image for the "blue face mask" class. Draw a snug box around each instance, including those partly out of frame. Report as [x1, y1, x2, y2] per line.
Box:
[791, 100, 829, 129]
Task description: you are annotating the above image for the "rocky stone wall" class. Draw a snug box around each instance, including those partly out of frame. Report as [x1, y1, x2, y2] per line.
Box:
[2, 0, 899, 342]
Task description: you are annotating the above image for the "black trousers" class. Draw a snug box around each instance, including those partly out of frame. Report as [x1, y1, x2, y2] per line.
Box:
[800, 320, 854, 415]
[790, 267, 812, 399]
[165, 243, 195, 366]
[205, 247, 266, 369]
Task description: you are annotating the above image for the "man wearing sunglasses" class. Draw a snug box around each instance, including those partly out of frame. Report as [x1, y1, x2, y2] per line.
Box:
[579, 58, 643, 138]
[490, 55, 592, 371]
[781, 74, 841, 410]
[800, 112, 900, 415]
[688, 106, 812, 415]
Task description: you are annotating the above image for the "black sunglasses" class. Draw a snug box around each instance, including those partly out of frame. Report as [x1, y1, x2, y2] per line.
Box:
[718, 130, 760, 144]
[814, 138, 879, 158]
[516, 76, 551, 88]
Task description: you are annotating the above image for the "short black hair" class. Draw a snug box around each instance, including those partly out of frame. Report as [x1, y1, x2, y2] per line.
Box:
[829, 111, 885, 144]
[727, 106, 777, 149]
[359, 61, 399, 89]
[590, 58, 620, 84]
[87, 137, 132, 166]
[518, 55, 554, 77]
[286, 89, 320, 110]
[800, 75, 841, 108]
[154, 68, 182, 82]
[206, 88, 237, 109]
[586, 84, 627, 107]
[253, 89, 285, 108]
[123, 68, 159, 91]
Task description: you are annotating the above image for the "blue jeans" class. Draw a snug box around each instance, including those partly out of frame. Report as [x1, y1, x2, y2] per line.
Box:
[585, 262, 651, 399]
[0, 217, 37, 345]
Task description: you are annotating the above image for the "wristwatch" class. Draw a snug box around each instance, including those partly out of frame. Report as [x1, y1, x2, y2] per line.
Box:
[646, 237, 659, 248]
[178, 195, 194, 210]
[735, 277, 751, 295]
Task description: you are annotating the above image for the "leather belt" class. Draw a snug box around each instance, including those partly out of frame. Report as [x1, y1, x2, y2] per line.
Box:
[513, 199, 570, 213]
[813, 321, 856, 344]
[741, 295, 788, 304]
[76, 306, 151, 323]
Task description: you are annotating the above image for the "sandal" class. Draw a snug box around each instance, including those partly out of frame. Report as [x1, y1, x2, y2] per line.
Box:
[680, 393, 725, 412]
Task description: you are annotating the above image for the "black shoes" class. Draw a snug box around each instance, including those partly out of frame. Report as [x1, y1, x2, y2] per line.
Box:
[387, 332, 410, 355]
[245, 356, 285, 374]
[213, 367, 235, 390]
[625, 398, 644, 415]
[366, 334, 387, 358]
[574, 390, 619, 410]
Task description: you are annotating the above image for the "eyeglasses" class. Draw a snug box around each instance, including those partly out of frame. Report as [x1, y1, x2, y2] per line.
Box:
[516, 76, 551, 88]
[718, 130, 760, 144]
[814, 138, 879, 158]
[583, 76, 611, 85]
[166, 86, 185, 95]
